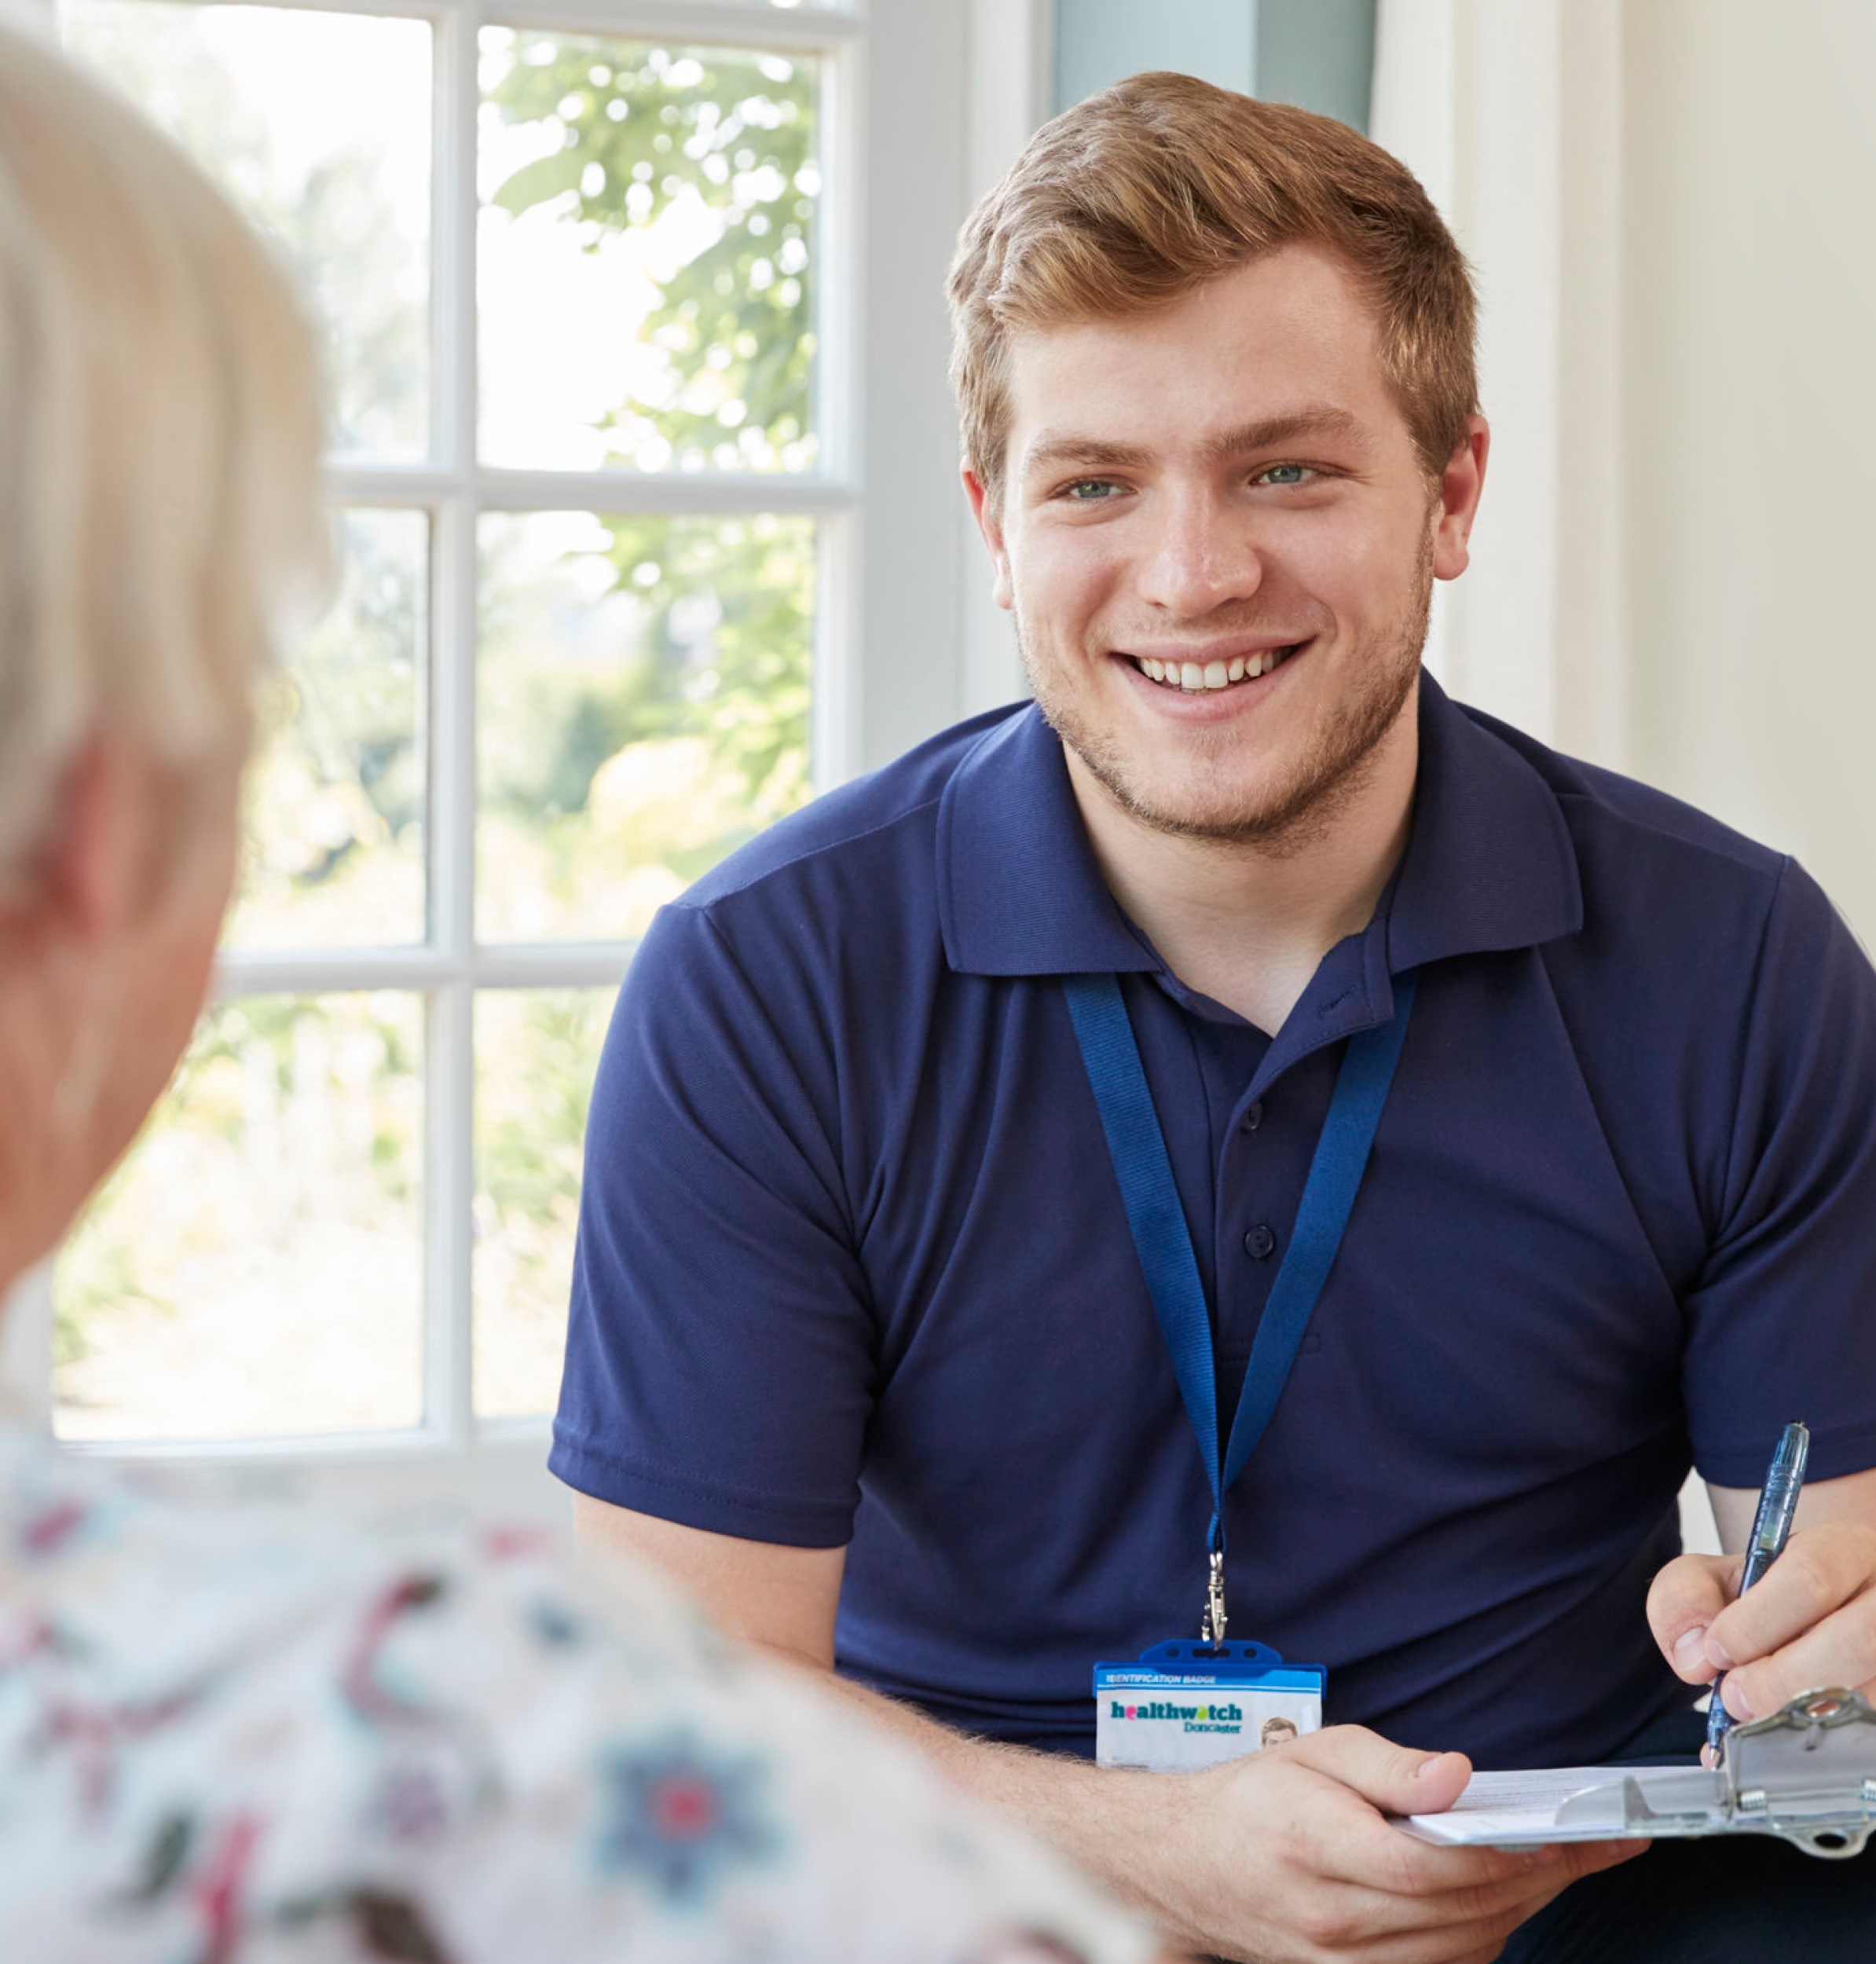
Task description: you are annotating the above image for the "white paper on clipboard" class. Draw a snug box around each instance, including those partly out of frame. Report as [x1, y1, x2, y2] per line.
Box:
[1400, 1689, 1876, 1862]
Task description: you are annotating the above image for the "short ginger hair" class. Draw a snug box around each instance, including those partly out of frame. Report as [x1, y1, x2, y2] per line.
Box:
[947, 71, 1477, 499]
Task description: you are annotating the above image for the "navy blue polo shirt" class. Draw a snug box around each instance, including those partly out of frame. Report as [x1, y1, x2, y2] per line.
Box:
[552, 676, 1876, 1769]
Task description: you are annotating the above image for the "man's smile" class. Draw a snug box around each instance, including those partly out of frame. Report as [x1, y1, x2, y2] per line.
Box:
[1115, 639, 1309, 697]
[1131, 640, 1304, 695]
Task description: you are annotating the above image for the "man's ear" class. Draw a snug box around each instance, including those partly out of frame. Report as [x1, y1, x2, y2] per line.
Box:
[1431, 414, 1490, 582]
[962, 467, 1014, 611]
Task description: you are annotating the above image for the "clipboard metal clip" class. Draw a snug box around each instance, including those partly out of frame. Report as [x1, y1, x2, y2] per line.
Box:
[1553, 1688, 1876, 1859]
[1722, 1687, 1876, 1859]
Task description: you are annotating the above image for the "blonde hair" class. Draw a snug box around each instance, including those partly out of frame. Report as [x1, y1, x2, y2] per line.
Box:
[0, 15, 329, 889]
[948, 72, 1477, 498]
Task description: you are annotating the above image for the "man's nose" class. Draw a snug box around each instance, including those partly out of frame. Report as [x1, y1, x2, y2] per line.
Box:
[1133, 488, 1266, 618]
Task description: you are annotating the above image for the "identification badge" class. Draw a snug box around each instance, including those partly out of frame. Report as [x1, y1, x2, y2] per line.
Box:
[1094, 1639, 1325, 1773]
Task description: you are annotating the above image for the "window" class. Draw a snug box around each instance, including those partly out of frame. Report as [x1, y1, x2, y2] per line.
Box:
[43, 0, 940, 1462]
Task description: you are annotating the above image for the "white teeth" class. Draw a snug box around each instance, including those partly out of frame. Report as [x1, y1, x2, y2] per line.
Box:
[1132, 645, 1298, 690]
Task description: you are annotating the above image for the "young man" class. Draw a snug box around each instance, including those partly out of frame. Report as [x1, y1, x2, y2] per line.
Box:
[555, 75, 1876, 1962]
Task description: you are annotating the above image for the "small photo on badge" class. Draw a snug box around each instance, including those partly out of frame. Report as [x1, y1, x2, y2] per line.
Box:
[1250, 1695, 1318, 1749]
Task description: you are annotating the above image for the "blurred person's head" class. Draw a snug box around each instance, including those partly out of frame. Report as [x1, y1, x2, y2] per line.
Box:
[1260, 1716, 1299, 1749]
[0, 17, 327, 1291]
[947, 73, 1488, 850]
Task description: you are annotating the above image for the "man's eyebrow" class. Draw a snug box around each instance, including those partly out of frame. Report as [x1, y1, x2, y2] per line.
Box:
[1200, 407, 1366, 463]
[1020, 407, 1368, 478]
[1019, 433, 1154, 476]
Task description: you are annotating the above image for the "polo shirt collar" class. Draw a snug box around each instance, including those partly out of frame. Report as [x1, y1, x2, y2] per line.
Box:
[1387, 673, 1584, 971]
[936, 673, 1582, 983]
[937, 705, 1158, 977]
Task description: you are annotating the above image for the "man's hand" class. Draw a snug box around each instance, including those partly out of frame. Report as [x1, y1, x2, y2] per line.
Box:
[573, 1500, 1642, 1961]
[1650, 1519, 1876, 1738]
[1136, 1726, 1640, 1964]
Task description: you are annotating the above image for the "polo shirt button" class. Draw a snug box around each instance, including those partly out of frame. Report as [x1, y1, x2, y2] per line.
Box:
[1244, 1224, 1277, 1260]
[1240, 1101, 1265, 1134]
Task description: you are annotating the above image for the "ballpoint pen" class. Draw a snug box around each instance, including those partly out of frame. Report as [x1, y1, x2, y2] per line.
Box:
[1706, 1420, 1809, 1764]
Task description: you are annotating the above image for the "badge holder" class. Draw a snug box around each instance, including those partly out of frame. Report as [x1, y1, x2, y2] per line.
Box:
[1094, 1637, 1326, 1773]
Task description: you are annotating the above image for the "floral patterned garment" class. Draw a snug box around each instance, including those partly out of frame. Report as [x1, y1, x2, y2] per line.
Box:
[0, 1423, 1156, 1964]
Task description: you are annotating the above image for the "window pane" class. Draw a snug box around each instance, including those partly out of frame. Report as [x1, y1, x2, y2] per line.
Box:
[478, 31, 819, 471]
[474, 987, 611, 1418]
[478, 511, 814, 942]
[226, 510, 427, 950]
[54, 995, 424, 1442]
[60, 1, 431, 460]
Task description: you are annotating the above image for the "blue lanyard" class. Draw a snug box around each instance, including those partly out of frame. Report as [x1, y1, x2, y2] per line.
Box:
[1063, 969, 1417, 1575]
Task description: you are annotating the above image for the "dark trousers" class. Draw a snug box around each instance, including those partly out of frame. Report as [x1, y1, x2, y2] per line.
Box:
[1497, 1705, 1876, 1962]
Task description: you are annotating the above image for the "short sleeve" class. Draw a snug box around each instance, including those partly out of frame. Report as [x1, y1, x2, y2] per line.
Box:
[551, 899, 876, 1546]
[1682, 858, 1876, 1486]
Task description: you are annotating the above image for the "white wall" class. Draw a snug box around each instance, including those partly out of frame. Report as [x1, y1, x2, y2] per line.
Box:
[1375, 0, 1625, 760]
[1379, 0, 1876, 951]
[1621, 0, 1876, 944]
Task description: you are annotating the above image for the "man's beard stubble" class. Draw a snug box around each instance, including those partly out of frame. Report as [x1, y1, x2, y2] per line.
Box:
[1019, 537, 1434, 857]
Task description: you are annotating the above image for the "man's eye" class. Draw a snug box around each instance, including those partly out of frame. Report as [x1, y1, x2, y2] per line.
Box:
[1257, 463, 1312, 487]
[1063, 479, 1120, 500]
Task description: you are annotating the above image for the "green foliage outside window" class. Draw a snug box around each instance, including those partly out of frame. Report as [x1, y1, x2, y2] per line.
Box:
[470, 40, 823, 1405]
[478, 34, 819, 914]
[486, 35, 818, 475]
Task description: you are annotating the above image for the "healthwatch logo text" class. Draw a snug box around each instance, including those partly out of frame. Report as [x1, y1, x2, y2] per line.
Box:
[1110, 1699, 1243, 1733]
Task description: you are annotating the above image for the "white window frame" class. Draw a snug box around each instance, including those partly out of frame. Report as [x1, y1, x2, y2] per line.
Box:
[13, 0, 1038, 1504]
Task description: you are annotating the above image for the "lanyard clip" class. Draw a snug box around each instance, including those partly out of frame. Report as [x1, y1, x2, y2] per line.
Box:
[1200, 1548, 1228, 1647]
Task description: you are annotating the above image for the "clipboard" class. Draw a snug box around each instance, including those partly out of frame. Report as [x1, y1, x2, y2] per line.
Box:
[1403, 1689, 1876, 1861]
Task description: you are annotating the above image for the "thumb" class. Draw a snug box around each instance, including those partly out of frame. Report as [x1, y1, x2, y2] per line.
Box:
[1285, 1724, 1473, 1815]
[1646, 1552, 1738, 1683]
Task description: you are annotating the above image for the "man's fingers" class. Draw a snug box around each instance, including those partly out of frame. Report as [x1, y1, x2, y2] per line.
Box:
[1354, 1893, 1581, 1964]
[1720, 1598, 1876, 1722]
[1283, 1881, 1544, 1959]
[1548, 1835, 1651, 1888]
[1306, 1784, 1629, 1900]
[1285, 1723, 1472, 1816]
[1315, 1823, 1559, 1898]
[1290, 1836, 1646, 1955]
[1236, 1731, 1647, 1962]
[1398, 1833, 1643, 1918]
[1646, 1552, 1740, 1682]
[1383, 1829, 1644, 1907]
[1705, 1523, 1876, 1676]
[1275, 1729, 1636, 1897]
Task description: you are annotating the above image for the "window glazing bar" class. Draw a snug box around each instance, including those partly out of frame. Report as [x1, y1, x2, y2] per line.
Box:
[324, 467, 859, 512]
[422, 0, 482, 1447]
[482, 0, 862, 51]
